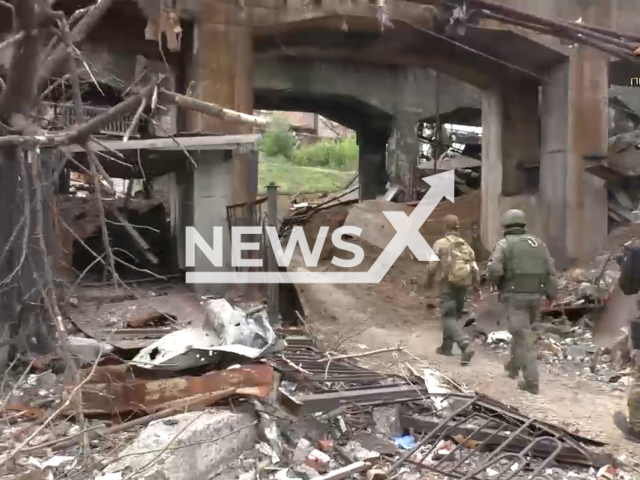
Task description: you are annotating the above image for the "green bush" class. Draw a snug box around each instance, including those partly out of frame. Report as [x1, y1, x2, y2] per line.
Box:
[292, 137, 358, 171]
[259, 115, 297, 160]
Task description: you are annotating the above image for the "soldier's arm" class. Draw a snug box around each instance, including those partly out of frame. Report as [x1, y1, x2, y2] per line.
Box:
[485, 240, 506, 286]
[469, 248, 481, 291]
[541, 242, 559, 299]
[425, 239, 445, 289]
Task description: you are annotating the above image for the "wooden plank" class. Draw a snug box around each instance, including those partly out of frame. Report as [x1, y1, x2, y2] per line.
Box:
[315, 461, 370, 480]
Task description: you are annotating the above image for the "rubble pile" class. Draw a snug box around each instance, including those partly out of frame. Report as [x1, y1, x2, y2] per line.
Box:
[2, 291, 634, 480]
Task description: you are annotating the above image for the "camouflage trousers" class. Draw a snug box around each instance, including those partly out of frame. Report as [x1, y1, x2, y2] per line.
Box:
[628, 365, 640, 431]
[503, 295, 539, 386]
[439, 283, 470, 353]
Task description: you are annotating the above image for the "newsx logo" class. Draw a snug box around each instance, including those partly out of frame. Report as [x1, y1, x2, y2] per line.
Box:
[184, 171, 455, 284]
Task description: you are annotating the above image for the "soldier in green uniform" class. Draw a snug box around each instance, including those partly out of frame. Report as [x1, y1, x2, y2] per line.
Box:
[485, 209, 557, 394]
[613, 244, 640, 442]
[425, 214, 480, 366]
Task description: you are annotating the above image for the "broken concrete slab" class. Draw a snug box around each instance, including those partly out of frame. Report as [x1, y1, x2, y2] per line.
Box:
[372, 406, 401, 437]
[103, 409, 258, 480]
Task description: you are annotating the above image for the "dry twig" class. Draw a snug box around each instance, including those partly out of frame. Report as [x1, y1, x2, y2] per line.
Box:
[320, 346, 403, 363]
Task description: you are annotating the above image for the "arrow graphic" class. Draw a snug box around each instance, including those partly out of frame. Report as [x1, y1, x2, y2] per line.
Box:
[186, 170, 455, 284]
[365, 170, 455, 283]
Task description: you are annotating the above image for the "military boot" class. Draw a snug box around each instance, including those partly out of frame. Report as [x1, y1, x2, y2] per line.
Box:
[436, 346, 453, 357]
[614, 412, 640, 443]
[460, 343, 475, 366]
[517, 380, 539, 395]
[504, 362, 519, 379]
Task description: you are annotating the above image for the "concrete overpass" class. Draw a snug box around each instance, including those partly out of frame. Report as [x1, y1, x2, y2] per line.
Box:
[147, 0, 640, 270]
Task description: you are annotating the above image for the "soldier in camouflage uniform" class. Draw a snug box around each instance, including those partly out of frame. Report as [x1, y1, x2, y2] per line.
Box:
[486, 210, 557, 395]
[613, 245, 640, 442]
[617, 363, 640, 442]
[425, 214, 479, 366]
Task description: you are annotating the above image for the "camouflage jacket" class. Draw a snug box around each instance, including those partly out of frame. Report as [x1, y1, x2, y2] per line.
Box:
[486, 230, 557, 296]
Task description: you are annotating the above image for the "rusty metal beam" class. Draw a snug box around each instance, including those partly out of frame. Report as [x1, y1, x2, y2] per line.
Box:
[279, 385, 430, 415]
[67, 364, 275, 416]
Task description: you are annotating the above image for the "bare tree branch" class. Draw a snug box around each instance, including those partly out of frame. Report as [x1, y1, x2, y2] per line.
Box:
[0, 345, 102, 467]
[0, 83, 156, 147]
[0, 31, 27, 54]
[38, 0, 115, 88]
[159, 89, 269, 126]
[123, 97, 147, 142]
[0, 149, 30, 287]
[0, 0, 40, 121]
[86, 145, 117, 287]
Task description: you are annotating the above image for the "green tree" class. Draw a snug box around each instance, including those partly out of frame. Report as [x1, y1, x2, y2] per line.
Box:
[259, 114, 297, 160]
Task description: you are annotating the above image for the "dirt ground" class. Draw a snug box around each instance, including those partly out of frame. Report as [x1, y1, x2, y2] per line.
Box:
[296, 275, 640, 462]
[289, 202, 640, 468]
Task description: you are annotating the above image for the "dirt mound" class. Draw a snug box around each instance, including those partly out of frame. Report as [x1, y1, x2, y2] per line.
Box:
[419, 190, 480, 242]
[300, 205, 351, 263]
[297, 191, 485, 273]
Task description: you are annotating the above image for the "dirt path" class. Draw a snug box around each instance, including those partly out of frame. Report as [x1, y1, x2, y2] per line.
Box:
[295, 278, 640, 463]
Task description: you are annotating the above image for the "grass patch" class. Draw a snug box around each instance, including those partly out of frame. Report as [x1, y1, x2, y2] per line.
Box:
[259, 159, 355, 194]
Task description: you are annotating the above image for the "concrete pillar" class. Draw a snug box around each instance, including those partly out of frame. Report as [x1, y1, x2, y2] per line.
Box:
[387, 115, 420, 200]
[187, 0, 255, 205]
[480, 82, 540, 249]
[540, 3, 610, 268]
[358, 130, 389, 200]
[178, 152, 233, 296]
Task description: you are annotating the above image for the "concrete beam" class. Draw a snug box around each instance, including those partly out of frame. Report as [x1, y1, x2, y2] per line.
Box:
[472, 0, 635, 56]
[254, 27, 541, 90]
[254, 56, 481, 120]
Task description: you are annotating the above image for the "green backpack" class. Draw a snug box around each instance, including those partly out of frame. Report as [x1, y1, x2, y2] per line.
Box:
[503, 235, 550, 294]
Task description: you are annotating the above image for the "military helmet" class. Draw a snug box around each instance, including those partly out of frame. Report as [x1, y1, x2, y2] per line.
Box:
[502, 209, 526, 228]
[443, 214, 460, 231]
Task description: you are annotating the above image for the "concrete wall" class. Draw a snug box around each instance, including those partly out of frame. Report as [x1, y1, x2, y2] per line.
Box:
[177, 151, 233, 296]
